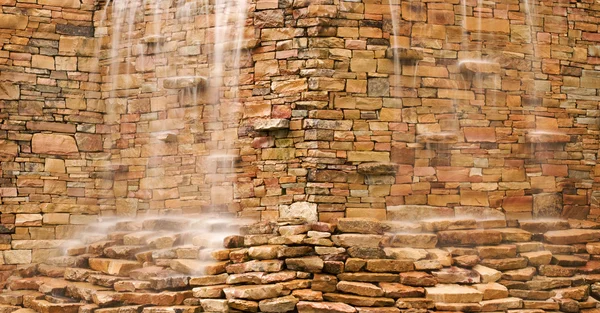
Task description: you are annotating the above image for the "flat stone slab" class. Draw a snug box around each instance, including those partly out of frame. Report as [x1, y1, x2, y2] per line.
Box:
[525, 131, 570, 143]
[254, 118, 290, 131]
[337, 218, 384, 234]
[459, 60, 502, 74]
[544, 229, 600, 244]
[387, 205, 454, 221]
[297, 301, 356, 313]
[163, 76, 207, 89]
[223, 284, 283, 300]
[425, 284, 483, 303]
[437, 230, 503, 246]
[385, 48, 423, 61]
[88, 258, 142, 276]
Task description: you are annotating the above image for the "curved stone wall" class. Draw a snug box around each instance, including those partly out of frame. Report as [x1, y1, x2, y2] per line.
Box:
[0, 0, 600, 268]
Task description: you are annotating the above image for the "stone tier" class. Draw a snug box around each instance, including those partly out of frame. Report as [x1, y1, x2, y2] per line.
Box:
[2, 216, 600, 313]
[525, 131, 571, 143]
[416, 132, 460, 144]
[163, 77, 208, 90]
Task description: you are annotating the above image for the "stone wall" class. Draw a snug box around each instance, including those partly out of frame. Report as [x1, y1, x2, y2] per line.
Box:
[0, 0, 600, 268]
[0, 0, 104, 274]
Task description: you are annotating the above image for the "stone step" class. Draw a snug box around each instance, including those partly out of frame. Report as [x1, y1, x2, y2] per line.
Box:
[437, 229, 503, 246]
[29, 299, 83, 313]
[544, 229, 600, 245]
[88, 258, 142, 276]
[495, 228, 532, 242]
[323, 293, 395, 307]
[103, 245, 146, 259]
[425, 284, 483, 303]
[518, 220, 570, 233]
[142, 219, 192, 231]
[0, 290, 43, 306]
[297, 301, 356, 313]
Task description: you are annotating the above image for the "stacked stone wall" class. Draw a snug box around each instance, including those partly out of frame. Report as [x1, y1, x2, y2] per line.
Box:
[1, 0, 600, 268]
[0, 0, 104, 275]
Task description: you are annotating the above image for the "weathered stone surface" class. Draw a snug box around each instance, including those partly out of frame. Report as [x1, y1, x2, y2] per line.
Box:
[32, 134, 79, 155]
[337, 281, 384, 297]
[432, 267, 480, 284]
[258, 295, 299, 312]
[389, 233, 437, 249]
[438, 230, 503, 246]
[425, 284, 483, 303]
[0, 14, 28, 30]
[297, 301, 356, 313]
[223, 284, 283, 300]
[544, 229, 600, 244]
[337, 218, 383, 235]
[323, 293, 395, 307]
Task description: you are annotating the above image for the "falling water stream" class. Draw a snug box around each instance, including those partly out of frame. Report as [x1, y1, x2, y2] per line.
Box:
[97, 0, 249, 213]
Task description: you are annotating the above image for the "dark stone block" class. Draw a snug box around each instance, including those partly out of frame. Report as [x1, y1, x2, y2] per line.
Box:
[56, 24, 94, 37]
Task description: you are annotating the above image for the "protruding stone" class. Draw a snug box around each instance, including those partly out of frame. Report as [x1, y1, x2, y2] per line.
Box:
[297, 301, 356, 313]
[32, 134, 79, 155]
[337, 218, 383, 235]
[425, 284, 483, 303]
[223, 284, 283, 300]
[254, 119, 290, 131]
[385, 48, 424, 61]
[163, 76, 207, 89]
[357, 163, 398, 176]
[459, 60, 502, 74]
[544, 229, 600, 244]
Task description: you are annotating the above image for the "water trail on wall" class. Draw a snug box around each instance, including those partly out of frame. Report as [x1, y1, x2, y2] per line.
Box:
[98, 0, 250, 215]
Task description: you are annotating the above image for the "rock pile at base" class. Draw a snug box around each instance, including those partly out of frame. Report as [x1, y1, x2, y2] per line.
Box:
[1, 216, 600, 313]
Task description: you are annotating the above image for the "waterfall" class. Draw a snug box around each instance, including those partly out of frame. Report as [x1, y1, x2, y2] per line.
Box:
[97, 0, 250, 214]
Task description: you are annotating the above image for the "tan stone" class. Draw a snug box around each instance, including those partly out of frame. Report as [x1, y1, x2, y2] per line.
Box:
[0, 14, 28, 30]
[32, 134, 79, 155]
[465, 17, 510, 33]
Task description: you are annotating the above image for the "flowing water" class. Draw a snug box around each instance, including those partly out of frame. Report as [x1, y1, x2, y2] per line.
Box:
[97, 0, 250, 213]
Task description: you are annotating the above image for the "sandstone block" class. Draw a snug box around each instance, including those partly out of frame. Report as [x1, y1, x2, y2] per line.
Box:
[425, 284, 483, 303]
[32, 134, 79, 155]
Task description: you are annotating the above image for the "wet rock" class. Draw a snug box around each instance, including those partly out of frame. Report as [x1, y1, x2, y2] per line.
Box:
[323, 293, 395, 307]
[472, 265, 501, 283]
[479, 297, 523, 311]
[336, 281, 384, 297]
[431, 267, 480, 284]
[258, 295, 299, 312]
[521, 251, 552, 266]
[337, 218, 384, 234]
[399, 272, 436, 287]
[223, 284, 283, 300]
[474, 282, 509, 300]
[356, 163, 398, 176]
[389, 233, 437, 249]
[438, 230, 503, 246]
[297, 301, 356, 313]
[425, 284, 483, 303]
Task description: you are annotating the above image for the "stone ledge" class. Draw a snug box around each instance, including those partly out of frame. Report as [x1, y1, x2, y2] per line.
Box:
[163, 76, 208, 89]
[385, 48, 424, 62]
[416, 132, 459, 144]
[525, 131, 571, 143]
